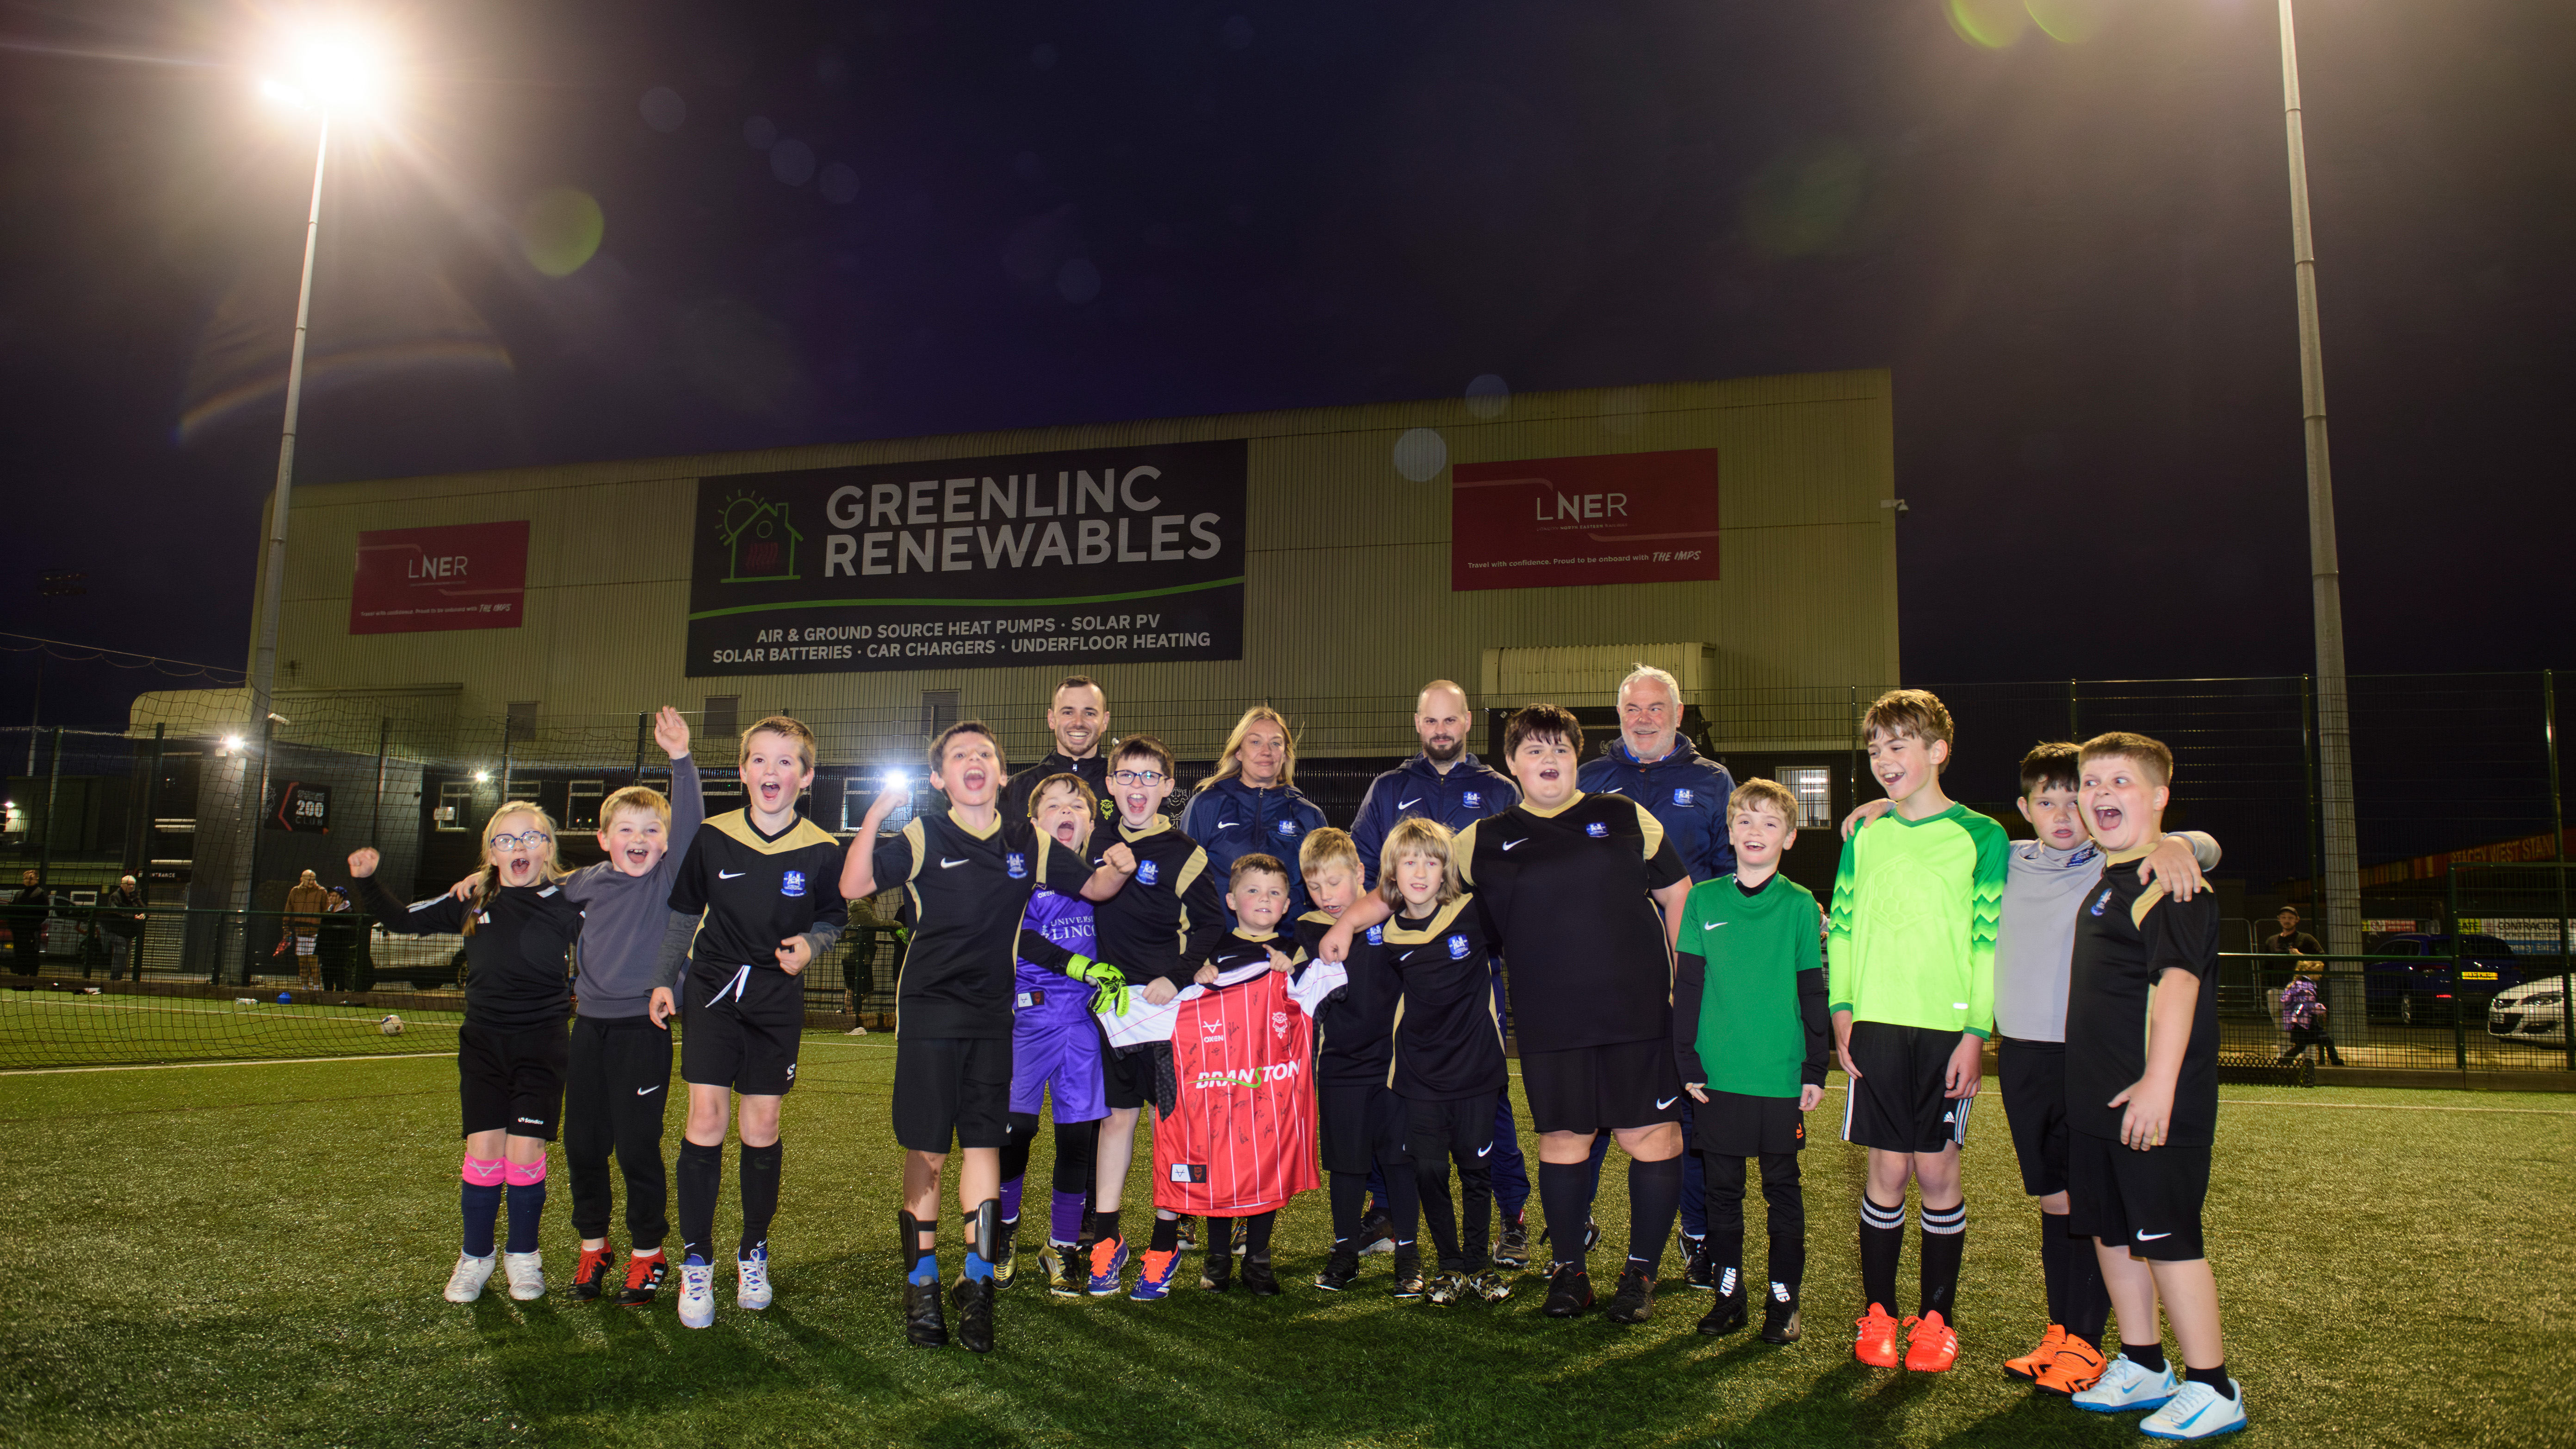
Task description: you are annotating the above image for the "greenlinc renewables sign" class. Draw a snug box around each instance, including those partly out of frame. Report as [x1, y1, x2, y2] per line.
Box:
[685, 440, 1246, 676]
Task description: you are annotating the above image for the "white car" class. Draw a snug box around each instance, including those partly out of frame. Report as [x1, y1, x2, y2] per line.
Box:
[2486, 976, 2570, 1046]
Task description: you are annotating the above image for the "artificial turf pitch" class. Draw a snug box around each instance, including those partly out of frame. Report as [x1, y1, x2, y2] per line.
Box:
[4, 1039, 2568, 1449]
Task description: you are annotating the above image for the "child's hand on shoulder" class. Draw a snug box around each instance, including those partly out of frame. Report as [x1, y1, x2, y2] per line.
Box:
[1840, 798, 1892, 840]
[2137, 835, 2207, 899]
[448, 871, 480, 901]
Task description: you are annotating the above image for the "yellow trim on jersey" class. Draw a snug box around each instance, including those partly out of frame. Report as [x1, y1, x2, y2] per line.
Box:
[2131, 879, 2172, 929]
[945, 806, 1001, 841]
[1454, 820, 1480, 886]
[1173, 846, 1209, 898]
[708, 808, 841, 856]
[1119, 816, 1172, 841]
[1383, 895, 1473, 945]
[1517, 791, 1586, 820]
[1234, 927, 1280, 943]
[898, 818, 929, 882]
[1628, 797, 1666, 862]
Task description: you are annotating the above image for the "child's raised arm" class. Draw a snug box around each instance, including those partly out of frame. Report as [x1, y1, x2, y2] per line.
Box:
[837, 784, 914, 899]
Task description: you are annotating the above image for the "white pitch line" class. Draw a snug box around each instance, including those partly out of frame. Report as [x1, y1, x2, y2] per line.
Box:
[2, 997, 451, 1027]
[0, 1051, 454, 1077]
[2215, 1097, 2576, 1116]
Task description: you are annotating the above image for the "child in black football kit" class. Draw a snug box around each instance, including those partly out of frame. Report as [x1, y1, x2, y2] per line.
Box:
[1378, 817, 1510, 1307]
[842, 720, 1131, 1354]
[1295, 828, 1422, 1295]
[1077, 734, 1226, 1297]
[349, 802, 584, 1306]
[646, 716, 846, 1331]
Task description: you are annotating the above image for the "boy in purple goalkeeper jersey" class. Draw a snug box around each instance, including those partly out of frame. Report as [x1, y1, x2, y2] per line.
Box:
[1002, 774, 1119, 1294]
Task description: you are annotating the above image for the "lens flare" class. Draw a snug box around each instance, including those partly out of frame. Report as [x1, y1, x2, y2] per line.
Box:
[1392, 428, 1448, 482]
[1465, 374, 1511, 420]
[515, 188, 604, 278]
[1740, 140, 1867, 259]
[1946, 0, 2030, 49]
[2025, 0, 2113, 43]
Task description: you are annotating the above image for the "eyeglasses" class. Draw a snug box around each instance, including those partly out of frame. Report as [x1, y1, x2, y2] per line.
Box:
[1108, 770, 1168, 786]
[488, 830, 552, 850]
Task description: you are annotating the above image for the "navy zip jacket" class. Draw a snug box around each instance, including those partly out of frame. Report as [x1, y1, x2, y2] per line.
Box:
[1177, 775, 1331, 925]
[1350, 752, 1519, 888]
[1576, 736, 1738, 882]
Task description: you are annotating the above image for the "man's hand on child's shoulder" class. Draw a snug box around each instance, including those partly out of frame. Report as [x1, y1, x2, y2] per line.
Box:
[1840, 798, 1893, 840]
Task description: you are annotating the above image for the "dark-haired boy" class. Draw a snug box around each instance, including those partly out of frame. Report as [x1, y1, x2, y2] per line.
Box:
[1830, 688, 2007, 1373]
[1674, 780, 1828, 1344]
[647, 716, 846, 1331]
[841, 721, 1134, 1353]
[1078, 733, 1226, 1296]
[1323, 704, 1692, 1325]
[2064, 733, 2246, 1438]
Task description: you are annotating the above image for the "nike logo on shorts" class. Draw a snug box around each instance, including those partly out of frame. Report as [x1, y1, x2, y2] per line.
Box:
[719, 870, 746, 879]
[1501, 839, 1528, 851]
[2135, 1230, 2172, 1241]
[1476, 1143, 1492, 1158]
[1655, 1096, 1679, 1110]
[941, 857, 969, 868]
[636, 1084, 662, 1096]
[517, 1117, 543, 1125]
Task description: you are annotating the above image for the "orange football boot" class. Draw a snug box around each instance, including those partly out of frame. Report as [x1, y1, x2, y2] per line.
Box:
[2004, 1323, 2068, 1382]
[2031, 1331, 2107, 1395]
[1854, 1304, 1903, 1367]
[1902, 1311, 1961, 1372]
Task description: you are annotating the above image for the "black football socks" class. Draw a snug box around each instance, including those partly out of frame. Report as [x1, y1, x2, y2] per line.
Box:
[1625, 1155, 1683, 1278]
[1539, 1160, 1589, 1266]
[1858, 1194, 1905, 1314]
[677, 1139, 723, 1264]
[1919, 1199, 1965, 1320]
[738, 1141, 782, 1258]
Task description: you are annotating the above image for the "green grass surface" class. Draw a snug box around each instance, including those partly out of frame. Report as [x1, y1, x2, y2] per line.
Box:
[5, 1041, 2570, 1447]
[0, 991, 463, 1068]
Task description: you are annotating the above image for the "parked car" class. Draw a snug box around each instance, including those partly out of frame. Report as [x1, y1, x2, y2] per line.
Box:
[2364, 934, 2524, 1025]
[2486, 974, 2570, 1046]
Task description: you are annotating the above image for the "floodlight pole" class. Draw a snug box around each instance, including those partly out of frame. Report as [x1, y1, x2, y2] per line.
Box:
[2278, 0, 2359, 961]
[229, 112, 330, 982]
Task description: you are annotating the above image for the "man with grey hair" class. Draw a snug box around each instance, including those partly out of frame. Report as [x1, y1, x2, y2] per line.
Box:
[1576, 662, 1739, 1290]
[102, 874, 146, 982]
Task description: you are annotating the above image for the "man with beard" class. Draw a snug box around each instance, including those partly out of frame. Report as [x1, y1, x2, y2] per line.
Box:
[1000, 676, 1117, 824]
[1350, 681, 1530, 1266]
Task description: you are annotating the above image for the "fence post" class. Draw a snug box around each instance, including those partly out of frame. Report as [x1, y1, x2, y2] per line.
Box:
[2301, 675, 2321, 900]
[242, 714, 276, 986]
[632, 712, 647, 786]
[2067, 678, 2080, 743]
[2446, 865, 2469, 1072]
[36, 724, 64, 886]
[370, 717, 390, 844]
[2545, 669, 2572, 1071]
[1846, 685, 1860, 816]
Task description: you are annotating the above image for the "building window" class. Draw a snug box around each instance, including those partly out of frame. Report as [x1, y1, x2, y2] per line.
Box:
[565, 780, 605, 831]
[1780, 766, 1833, 829]
[703, 695, 740, 743]
[436, 779, 479, 832]
[922, 689, 960, 739]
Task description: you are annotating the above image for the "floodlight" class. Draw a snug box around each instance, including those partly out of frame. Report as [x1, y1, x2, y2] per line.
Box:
[473, 770, 491, 784]
[221, 735, 245, 753]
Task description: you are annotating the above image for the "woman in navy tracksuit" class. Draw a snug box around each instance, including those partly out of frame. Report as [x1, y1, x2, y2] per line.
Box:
[1178, 705, 1331, 927]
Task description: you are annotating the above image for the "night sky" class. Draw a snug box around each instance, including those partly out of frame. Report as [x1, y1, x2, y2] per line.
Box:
[4, 0, 2570, 729]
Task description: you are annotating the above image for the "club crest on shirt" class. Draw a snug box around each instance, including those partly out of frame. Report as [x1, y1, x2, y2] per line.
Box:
[1270, 1010, 1290, 1037]
[1364, 925, 1383, 945]
[2090, 886, 2113, 916]
[1463, 791, 1482, 808]
[1447, 933, 1471, 960]
[1005, 851, 1028, 879]
[780, 870, 806, 898]
[1275, 819, 1298, 838]
[1672, 787, 1694, 806]
[1171, 1163, 1208, 1183]
[2071, 845, 2099, 868]
[1586, 821, 1610, 839]
[1137, 860, 1161, 886]
[1200, 1019, 1226, 1041]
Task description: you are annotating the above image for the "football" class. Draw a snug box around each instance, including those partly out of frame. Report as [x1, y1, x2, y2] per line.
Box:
[378, 1014, 405, 1036]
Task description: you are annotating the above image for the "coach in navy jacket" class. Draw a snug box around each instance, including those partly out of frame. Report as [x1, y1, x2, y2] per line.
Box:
[1350, 754, 1517, 889]
[1575, 667, 1738, 883]
[1180, 706, 1332, 926]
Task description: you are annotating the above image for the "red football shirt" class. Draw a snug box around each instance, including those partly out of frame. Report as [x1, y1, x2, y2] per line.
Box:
[1146, 967, 1331, 1215]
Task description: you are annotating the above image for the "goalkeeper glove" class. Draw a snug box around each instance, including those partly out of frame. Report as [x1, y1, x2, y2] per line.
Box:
[1065, 954, 1130, 1017]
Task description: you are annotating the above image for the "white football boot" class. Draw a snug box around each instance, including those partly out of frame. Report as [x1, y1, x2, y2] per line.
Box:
[2074, 1354, 2181, 1414]
[503, 1251, 545, 1301]
[2141, 1380, 2248, 1440]
[736, 1247, 774, 1311]
[677, 1258, 717, 1329]
[443, 1254, 497, 1303]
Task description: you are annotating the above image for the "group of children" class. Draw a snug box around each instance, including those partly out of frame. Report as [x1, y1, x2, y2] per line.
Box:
[356, 681, 2244, 1440]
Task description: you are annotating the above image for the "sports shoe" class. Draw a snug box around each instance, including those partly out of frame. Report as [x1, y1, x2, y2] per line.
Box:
[1425, 1271, 1468, 1306]
[1040, 1242, 1086, 1297]
[503, 1251, 546, 1302]
[1759, 1281, 1802, 1344]
[1902, 1311, 1959, 1372]
[949, 1276, 996, 1353]
[1697, 1275, 1747, 1337]
[1682, 1234, 1714, 1291]
[1201, 1251, 1233, 1294]
[1468, 1269, 1514, 1304]
[1242, 1252, 1282, 1297]
[617, 1253, 668, 1307]
[2005, 1323, 2069, 1382]
[1357, 1209, 1395, 1255]
[1542, 1262, 1593, 1319]
[1492, 1217, 1530, 1269]
[571, 1246, 614, 1302]
[1085, 1238, 1130, 1297]
[2140, 1379, 2247, 1440]
[1389, 1252, 1427, 1299]
[1603, 1266, 1657, 1324]
[1313, 1249, 1362, 1292]
[2074, 1355, 2180, 1414]
[1129, 1248, 1183, 1300]
[736, 1247, 773, 1311]
[2033, 1333, 2109, 1396]
[904, 1278, 948, 1346]
[1853, 1304, 1902, 1367]
[991, 1225, 1017, 1288]
[844, 1024, 868, 1035]
[443, 1253, 496, 1303]
[677, 1257, 717, 1329]
[1173, 1216, 1197, 1251]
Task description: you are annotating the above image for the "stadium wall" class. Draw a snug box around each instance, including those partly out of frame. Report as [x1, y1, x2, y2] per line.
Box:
[227, 369, 1897, 738]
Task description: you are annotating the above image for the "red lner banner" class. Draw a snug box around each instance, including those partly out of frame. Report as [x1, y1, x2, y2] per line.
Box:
[349, 521, 530, 634]
[1449, 449, 1720, 591]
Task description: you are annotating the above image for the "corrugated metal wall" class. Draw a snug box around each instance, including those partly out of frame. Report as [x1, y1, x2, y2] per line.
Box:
[249, 369, 1897, 752]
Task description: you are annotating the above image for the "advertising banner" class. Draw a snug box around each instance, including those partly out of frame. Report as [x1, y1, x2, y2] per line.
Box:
[265, 781, 331, 834]
[348, 521, 530, 634]
[685, 440, 1246, 676]
[1449, 448, 1721, 591]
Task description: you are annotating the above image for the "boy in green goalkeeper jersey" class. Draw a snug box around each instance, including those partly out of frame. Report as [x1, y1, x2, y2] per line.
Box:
[1672, 779, 1830, 1347]
[1829, 688, 2008, 1375]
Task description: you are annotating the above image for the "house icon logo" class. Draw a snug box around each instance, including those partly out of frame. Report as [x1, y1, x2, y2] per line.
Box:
[716, 489, 804, 583]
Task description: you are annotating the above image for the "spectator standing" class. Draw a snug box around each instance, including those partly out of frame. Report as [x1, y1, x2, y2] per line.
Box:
[102, 875, 146, 982]
[2261, 907, 2323, 960]
[316, 889, 358, 993]
[8, 870, 47, 976]
[285, 869, 331, 990]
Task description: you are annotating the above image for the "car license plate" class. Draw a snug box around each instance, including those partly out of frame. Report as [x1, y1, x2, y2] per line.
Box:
[2460, 971, 2498, 981]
